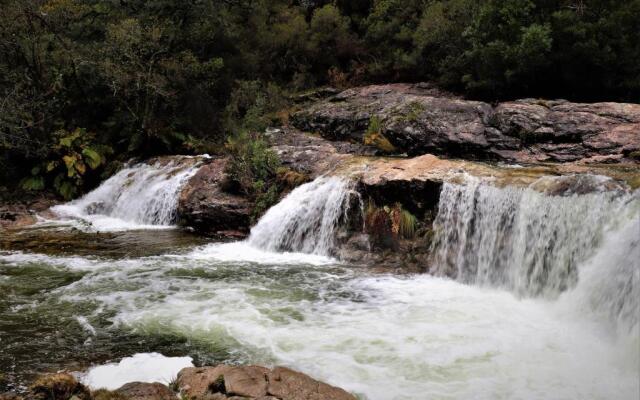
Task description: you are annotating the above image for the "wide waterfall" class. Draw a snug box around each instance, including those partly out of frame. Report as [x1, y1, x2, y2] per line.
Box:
[430, 174, 639, 334]
[248, 176, 354, 255]
[50, 157, 202, 231]
[2, 167, 639, 399]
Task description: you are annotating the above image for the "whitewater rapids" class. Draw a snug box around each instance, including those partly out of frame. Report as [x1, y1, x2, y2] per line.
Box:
[0, 172, 638, 399]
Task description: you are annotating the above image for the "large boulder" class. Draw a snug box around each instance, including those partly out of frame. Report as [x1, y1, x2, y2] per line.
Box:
[291, 83, 640, 164]
[176, 365, 356, 400]
[177, 158, 252, 238]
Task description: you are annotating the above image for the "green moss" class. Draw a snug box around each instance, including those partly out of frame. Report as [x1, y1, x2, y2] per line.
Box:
[405, 101, 425, 122]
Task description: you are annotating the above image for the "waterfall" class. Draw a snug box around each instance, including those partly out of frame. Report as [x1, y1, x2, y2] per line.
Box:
[430, 174, 640, 335]
[430, 174, 638, 296]
[248, 176, 353, 255]
[558, 215, 639, 336]
[51, 157, 202, 230]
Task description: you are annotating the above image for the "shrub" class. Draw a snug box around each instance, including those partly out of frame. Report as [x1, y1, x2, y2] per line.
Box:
[224, 131, 282, 220]
[364, 200, 418, 249]
[363, 116, 396, 153]
[20, 128, 112, 199]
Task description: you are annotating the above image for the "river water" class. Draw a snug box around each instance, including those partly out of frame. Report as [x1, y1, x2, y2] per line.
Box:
[0, 161, 638, 400]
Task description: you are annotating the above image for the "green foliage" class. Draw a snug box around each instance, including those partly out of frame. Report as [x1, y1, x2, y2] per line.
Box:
[223, 81, 288, 134]
[20, 128, 111, 199]
[405, 101, 426, 122]
[363, 116, 396, 153]
[364, 201, 418, 249]
[2, 0, 639, 196]
[225, 131, 281, 220]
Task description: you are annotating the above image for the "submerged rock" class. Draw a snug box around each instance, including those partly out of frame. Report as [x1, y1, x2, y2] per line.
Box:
[292, 83, 640, 164]
[176, 365, 356, 400]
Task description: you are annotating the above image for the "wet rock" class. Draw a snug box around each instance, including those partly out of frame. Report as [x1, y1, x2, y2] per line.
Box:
[177, 158, 252, 238]
[223, 366, 269, 398]
[176, 365, 356, 400]
[266, 367, 355, 400]
[114, 383, 175, 400]
[292, 83, 640, 164]
[176, 366, 233, 399]
[0, 193, 58, 230]
[529, 174, 629, 196]
[29, 373, 91, 400]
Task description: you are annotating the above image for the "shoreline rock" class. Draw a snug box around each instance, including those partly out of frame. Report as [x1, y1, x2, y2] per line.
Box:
[0, 366, 356, 400]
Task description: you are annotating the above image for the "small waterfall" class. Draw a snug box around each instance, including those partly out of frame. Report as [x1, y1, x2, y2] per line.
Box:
[430, 174, 638, 298]
[51, 157, 202, 229]
[248, 176, 353, 255]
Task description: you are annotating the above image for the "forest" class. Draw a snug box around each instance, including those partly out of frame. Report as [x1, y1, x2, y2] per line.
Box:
[1, 0, 639, 198]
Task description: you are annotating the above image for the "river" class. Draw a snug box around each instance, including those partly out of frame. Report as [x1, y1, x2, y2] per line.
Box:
[1, 160, 638, 400]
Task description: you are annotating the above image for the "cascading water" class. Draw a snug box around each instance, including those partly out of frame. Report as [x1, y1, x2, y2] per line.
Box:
[50, 157, 202, 231]
[248, 176, 353, 255]
[1, 169, 639, 399]
[430, 173, 640, 335]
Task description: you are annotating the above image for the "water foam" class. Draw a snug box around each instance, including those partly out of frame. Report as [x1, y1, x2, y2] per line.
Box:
[248, 177, 353, 255]
[81, 353, 193, 390]
[430, 174, 637, 297]
[49, 158, 201, 231]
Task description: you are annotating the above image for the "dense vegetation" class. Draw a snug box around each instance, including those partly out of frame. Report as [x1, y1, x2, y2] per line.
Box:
[1, 0, 638, 197]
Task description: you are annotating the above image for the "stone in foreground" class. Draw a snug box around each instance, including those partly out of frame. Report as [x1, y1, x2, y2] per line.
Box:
[176, 365, 356, 400]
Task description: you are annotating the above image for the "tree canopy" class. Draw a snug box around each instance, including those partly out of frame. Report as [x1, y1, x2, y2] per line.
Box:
[1, 0, 638, 196]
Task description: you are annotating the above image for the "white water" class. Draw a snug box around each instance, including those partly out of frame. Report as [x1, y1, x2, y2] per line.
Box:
[248, 176, 353, 255]
[4, 237, 635, 399]
[430, 175, 638, 297]
[2, 172, 639, 399]
[82, 353, 194, 390]
[49, 158, 201, 231]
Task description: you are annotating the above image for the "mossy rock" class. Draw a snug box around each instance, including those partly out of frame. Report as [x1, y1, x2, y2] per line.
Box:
[30, 373, 90, 400]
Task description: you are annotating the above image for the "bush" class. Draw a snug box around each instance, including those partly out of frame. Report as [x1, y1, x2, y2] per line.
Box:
[20, 128, 112, 199]
[224, 131, 282, 220]
[364, 201, 418, 249]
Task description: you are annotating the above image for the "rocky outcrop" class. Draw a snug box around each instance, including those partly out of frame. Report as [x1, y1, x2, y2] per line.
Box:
[177, 157, 252, 238]
[291, 83, 640, 164]
[176, 365, 356, 400]
[0, 194, 58, 230]
[1, 366, 355, 400]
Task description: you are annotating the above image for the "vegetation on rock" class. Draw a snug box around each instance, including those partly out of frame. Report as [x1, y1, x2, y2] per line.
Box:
[365, 200, 418, 249]
[363, 116, 396, 153]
